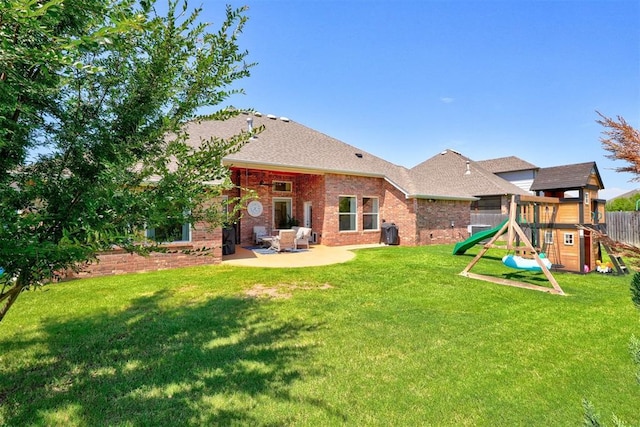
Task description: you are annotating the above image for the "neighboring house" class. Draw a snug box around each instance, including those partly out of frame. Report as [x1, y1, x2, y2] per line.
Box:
[476, 156, 538, 194]
[87, 112, 605, 276]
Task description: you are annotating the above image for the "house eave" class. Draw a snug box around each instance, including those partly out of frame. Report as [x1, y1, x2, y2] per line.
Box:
[408, 194, 479, 202]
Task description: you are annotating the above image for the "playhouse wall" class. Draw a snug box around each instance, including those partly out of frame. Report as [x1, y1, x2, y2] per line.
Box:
[556, 204, 580, 224]
[558, 239, 581, 272]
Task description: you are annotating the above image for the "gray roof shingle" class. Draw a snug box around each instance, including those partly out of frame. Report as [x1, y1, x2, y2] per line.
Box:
[476, 156, 538, 173]
[410, 150, 529, 198]
[183, 113, 528, 200]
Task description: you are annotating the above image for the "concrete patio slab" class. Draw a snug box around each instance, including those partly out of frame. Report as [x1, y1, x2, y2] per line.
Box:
[221, 244, 387, 268]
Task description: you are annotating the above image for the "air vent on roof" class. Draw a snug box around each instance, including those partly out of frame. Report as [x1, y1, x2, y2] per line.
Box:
[267, 114, 277, 120]
[280, 117, 290, 122]
[355, 153, 363, 158]
[254, 112, 262, 117]
[246, 117, 253, 132]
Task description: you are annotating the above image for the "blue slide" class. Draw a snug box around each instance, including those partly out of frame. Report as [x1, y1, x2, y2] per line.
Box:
[452, 219, 508, 255]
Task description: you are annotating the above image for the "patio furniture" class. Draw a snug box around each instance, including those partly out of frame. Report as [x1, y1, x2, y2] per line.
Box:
[270, 229, 296, 252]
[253, 226, 268, 246]
[294, 227, 312, 249]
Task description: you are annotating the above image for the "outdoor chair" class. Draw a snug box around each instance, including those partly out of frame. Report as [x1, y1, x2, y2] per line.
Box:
[294, 227, 312, 249]
[253, 226, 268, 246]
[270, 229, 296, 252]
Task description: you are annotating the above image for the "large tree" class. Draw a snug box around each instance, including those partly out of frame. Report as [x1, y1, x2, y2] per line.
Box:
[0, 0, 257, 322]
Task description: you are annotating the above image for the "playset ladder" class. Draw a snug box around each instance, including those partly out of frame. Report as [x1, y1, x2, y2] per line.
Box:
[601, 244, 629, 275]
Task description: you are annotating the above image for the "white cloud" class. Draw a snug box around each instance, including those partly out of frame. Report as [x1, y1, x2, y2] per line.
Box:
[440, 97, 455, 104]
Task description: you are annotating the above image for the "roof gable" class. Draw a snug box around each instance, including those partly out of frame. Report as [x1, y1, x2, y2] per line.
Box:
[185, 112, 416, 195]
[410, 150, 529, 198]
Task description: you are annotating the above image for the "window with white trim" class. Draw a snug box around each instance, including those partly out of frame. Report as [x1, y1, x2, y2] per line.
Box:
[564, 233, 574, 245]
[544, 230, 554, 245]
[362, 197, 379, 230]
[584, 191, 590, 206]
[339, 196, 357, 231]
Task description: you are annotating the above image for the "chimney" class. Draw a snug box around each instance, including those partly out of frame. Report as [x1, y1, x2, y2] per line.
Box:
[465, 161, 471, 175]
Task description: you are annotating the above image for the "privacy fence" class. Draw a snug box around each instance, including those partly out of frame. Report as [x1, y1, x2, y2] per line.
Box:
[470, 212, 640, 248]
[605, 212, 640, 247]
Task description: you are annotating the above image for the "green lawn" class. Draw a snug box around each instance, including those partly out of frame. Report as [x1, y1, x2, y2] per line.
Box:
[1, 245, 639, 426]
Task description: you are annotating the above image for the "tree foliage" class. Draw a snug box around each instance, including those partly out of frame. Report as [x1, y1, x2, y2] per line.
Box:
[597, 112, 640, 181]
[0, 0, 257, 322]
[605, 194, 640, 212]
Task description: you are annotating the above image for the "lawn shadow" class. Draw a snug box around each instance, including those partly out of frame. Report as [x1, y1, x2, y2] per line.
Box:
[1, 290, 332, 425]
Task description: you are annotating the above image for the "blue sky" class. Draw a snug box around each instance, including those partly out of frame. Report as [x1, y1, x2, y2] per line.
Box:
[205, 0, 640, 199]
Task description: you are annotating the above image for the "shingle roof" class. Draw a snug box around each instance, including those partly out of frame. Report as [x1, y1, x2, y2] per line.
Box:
[185, 112, 414, 190]
[530, 162, 604, 191]
[183, 113, 525, 200]
[609, 188, 640, 201]
[410, 150, 529, 198]
[476, 156, 538, 173]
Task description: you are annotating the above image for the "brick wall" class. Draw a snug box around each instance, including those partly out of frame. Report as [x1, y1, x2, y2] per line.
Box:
[320, 174, 413, 246]
[79, 223, 222, 277]
[415, 199, 471, 245]
[231, 168, 471, 248]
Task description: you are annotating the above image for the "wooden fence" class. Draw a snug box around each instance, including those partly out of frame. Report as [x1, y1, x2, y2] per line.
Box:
[470, 213, 507, 228]
[471, 211, 640, 248]
[605, 212, 640, 247]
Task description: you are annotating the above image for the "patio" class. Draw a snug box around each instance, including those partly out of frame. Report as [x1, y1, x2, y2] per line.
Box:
[221, 243, 386, 268]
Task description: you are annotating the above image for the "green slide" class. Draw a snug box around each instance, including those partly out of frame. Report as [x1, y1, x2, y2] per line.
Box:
[452, 219, 508, 255]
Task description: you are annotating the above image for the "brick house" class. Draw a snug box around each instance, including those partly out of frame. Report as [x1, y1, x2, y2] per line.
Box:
[87, 112, 555, 276]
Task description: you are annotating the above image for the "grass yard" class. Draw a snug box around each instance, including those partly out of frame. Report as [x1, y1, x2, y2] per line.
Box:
[1, 244, 639, 426]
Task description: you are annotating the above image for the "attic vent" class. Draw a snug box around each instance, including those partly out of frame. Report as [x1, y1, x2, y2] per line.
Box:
[254, 112, 262, 117]
[355, 153, 363, 158]
[267, 114, 277, 120]
[280, 117, 290, 122]
[465, 161, 471, 175]
[246, 117, 253, 132]
[441, 150, 448, 155]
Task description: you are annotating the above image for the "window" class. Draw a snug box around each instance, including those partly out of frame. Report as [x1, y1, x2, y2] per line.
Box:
[584, 192, 590, 206]
[564, 233, 574, 245]
[544, 231, 554, 245]
[339, 196, 356, 231]
[146, 222, 190, 243]
[273, 197, 292, 229]
[272, 181, 292, 192]
[362, 197, 379, 230]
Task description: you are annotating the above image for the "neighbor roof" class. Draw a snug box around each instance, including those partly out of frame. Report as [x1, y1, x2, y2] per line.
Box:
[476, 156, 538, 174]
[609, 188, 640, 201]
[530, 162, 604, 191]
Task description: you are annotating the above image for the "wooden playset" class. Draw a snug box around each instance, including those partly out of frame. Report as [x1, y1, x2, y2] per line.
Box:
[458, 186, 613, 295]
